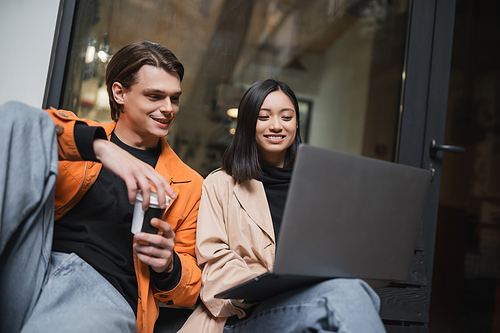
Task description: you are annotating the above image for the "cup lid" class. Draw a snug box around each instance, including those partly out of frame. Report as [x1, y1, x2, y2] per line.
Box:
[135, 190, 170, 206]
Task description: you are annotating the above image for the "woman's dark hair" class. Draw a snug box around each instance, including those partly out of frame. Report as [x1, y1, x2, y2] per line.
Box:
[221, 79, 302, 182]
[105, 41, 184, 121]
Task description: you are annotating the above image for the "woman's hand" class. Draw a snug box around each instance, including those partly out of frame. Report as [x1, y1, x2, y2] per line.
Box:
[133, 218, 176, 273]
[93, 138, 176, 210]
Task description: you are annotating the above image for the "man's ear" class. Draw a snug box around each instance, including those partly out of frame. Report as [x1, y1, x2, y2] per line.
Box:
[112, 82, 125, 105]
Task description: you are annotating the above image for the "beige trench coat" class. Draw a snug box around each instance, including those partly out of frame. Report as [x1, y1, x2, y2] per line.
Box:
[178, 170, 276, 333]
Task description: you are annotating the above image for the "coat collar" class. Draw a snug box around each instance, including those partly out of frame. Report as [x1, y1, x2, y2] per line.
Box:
[233, 179, 275, 243]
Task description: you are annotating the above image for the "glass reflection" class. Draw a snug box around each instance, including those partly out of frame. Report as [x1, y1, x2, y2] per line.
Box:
[62, 0, 408, 177]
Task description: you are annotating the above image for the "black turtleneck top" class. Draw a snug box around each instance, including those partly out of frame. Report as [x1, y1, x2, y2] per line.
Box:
[258, 165, 293, 243]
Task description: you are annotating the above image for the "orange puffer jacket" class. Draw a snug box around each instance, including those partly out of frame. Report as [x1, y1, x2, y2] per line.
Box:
[47, 107, 203, 333]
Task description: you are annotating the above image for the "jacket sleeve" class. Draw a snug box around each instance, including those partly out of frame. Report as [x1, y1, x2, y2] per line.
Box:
[195, 177, 259, 319]
[45, 107, 105, 161]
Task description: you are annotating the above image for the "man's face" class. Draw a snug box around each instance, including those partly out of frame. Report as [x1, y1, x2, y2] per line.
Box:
[113, 65, 182, 149]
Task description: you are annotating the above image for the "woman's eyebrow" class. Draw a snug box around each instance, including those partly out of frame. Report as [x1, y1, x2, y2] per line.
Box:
[259, 109, 295, 113]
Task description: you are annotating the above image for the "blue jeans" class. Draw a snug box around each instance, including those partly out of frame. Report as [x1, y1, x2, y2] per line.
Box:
[223, 279, 386, 333]
[0, 102, 137, 333]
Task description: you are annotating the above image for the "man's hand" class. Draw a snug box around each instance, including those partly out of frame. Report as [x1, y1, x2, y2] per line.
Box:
[93, 139, 176, 210]
[133, 218, 176, 273]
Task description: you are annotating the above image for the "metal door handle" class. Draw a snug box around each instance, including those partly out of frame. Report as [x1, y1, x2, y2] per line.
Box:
[430, 139, 465, 158]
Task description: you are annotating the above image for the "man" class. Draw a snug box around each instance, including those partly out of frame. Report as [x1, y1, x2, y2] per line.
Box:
[0, 41, 202, 333]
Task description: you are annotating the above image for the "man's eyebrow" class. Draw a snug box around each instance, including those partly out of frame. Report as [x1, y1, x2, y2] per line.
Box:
[143, 88, 182, 95]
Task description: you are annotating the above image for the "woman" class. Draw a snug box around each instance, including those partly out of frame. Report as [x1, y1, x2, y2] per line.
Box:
[179, 79, 386, 333]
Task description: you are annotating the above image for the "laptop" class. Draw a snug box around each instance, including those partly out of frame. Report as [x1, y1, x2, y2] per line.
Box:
[215, 144, 432, 302]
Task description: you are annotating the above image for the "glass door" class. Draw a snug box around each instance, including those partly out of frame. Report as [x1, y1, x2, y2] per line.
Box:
[428, 0, 500, 332]
[53, 0, 411, 177]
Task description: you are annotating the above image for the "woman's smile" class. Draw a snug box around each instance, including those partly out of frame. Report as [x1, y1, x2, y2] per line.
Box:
[264, 135, 286, 142]
[255, 90, 297, 167]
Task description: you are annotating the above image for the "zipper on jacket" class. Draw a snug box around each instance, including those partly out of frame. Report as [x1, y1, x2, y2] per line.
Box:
[170, 180, 191, 184]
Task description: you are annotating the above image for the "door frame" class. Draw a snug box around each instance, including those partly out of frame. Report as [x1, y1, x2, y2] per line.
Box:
[398, 0, 457, 296]
[43, 0, 77, 110]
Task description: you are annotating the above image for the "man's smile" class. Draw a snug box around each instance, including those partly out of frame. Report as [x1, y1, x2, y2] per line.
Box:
[150, 116, 170, 124]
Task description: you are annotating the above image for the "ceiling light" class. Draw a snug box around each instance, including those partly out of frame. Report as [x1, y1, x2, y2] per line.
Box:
[85, 46, 95, 64]
[227, 108, 238, 118]
[98, 50, 108, 62]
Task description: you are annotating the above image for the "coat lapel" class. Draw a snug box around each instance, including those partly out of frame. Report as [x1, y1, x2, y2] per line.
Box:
[233, 180, 275, 243]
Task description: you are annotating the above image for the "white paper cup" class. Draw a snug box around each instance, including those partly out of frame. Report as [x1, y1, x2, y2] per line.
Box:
[131, 190, 170, 234]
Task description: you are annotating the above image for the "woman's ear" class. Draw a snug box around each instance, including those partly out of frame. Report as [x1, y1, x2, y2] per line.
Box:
[112, 82, 125, 105]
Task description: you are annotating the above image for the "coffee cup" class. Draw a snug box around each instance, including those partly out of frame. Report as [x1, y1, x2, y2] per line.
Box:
[131, 190, 170, 234]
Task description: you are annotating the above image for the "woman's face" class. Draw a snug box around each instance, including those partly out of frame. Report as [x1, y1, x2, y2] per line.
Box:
[255, 90, 297, 167]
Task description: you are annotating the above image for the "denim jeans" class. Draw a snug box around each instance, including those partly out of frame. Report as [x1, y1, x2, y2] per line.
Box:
[223, 278, 386, 333]
[0, 102, 137, 333]
[21, 252, 137, 333]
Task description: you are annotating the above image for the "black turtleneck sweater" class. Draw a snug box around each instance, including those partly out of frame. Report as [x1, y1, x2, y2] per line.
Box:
[258, 165, 293, 243]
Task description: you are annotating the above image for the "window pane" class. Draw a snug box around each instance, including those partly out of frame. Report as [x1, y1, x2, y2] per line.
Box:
[62, 0, 409, 177]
